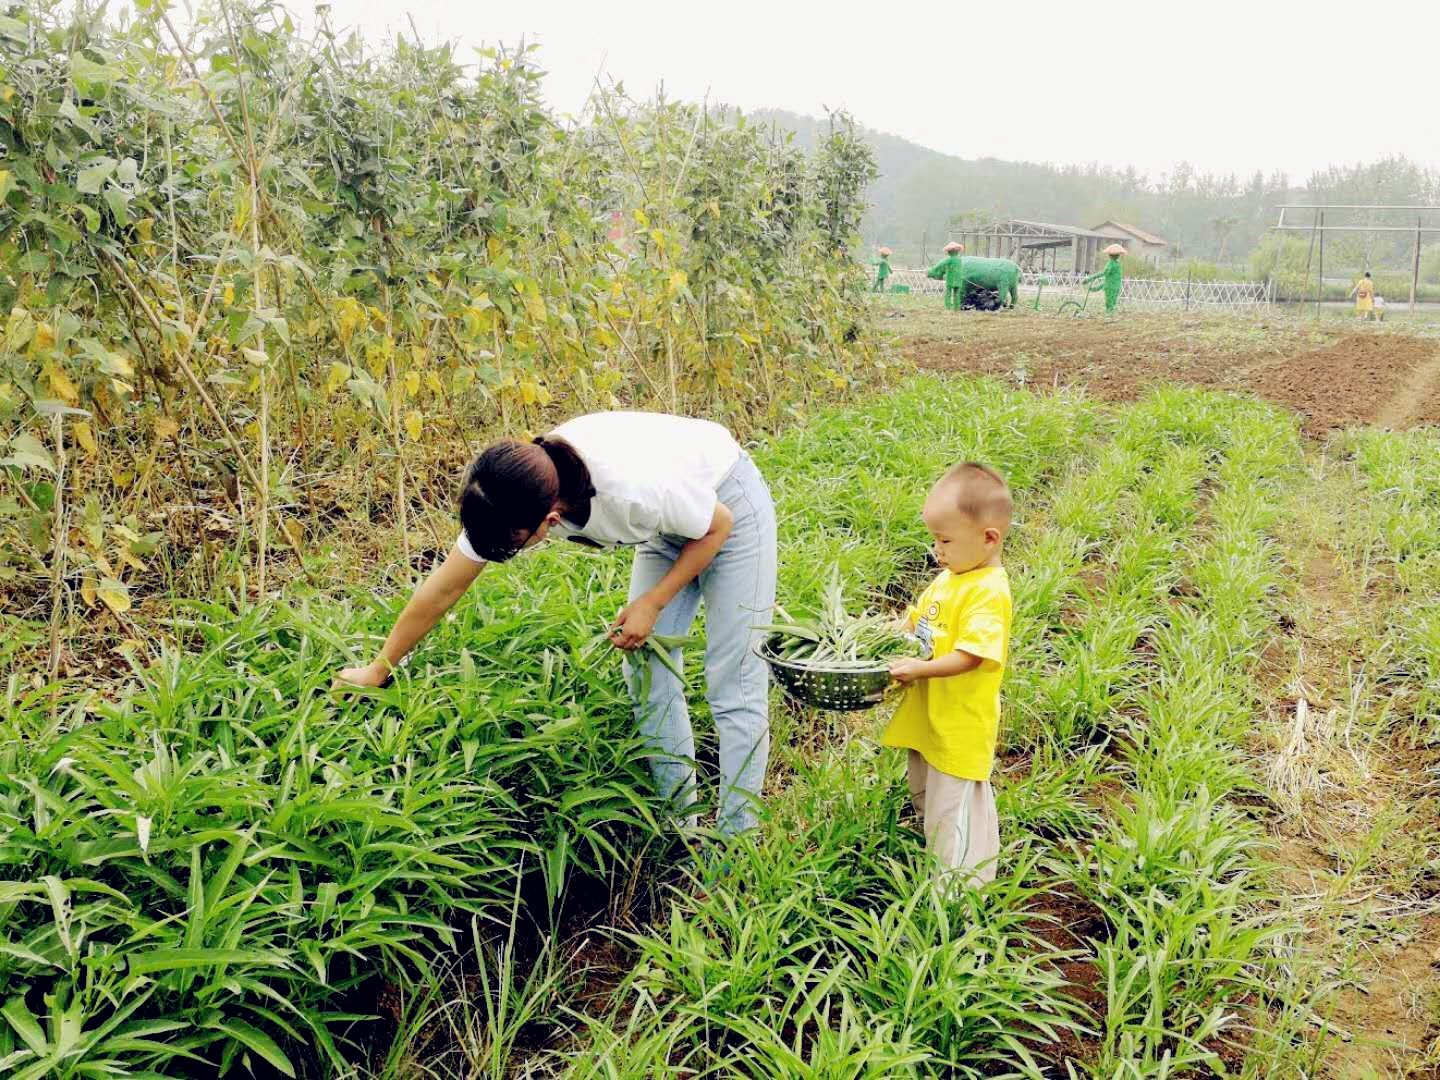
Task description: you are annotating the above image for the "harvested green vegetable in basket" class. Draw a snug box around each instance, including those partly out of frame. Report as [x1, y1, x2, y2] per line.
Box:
[757, 566, 922, 668]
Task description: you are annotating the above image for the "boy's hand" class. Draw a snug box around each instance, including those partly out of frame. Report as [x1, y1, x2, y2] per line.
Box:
[888, 658, 929, 685]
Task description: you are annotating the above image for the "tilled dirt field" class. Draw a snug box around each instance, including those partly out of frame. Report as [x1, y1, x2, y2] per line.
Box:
[893, 311, 1440, 436]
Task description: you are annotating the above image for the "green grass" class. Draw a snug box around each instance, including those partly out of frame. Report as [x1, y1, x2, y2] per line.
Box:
[1341, 427, 1440, 734]
[3, 375, 1343, 1077]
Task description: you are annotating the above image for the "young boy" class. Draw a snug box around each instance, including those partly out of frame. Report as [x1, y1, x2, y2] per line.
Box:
[882, 462, 1013, 885]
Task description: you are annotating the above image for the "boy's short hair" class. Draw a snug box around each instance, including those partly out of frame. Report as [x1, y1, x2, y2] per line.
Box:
[937, 462, 1012, 530]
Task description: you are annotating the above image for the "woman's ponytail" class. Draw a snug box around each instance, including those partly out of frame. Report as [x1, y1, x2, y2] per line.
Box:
[457, 434, 594, 562]
[533, 436, 595, 526]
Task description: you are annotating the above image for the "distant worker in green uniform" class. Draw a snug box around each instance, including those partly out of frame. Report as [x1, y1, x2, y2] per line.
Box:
[1084, 243, 1127, 313]
[928, 241, 967, 309]
[873, 247, 893, 292]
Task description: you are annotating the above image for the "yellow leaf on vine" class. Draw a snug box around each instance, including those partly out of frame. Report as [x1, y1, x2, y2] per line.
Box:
[103, 352, 134, 377]
[89, 547, 116, 576]
[154, 416, 180, 440]
[73, 420, 97, 456]
[335, 298, 365, 344]
[404, 371, 420, 397]
[403, 409, 423, 441]
[519, 378, 540, 405]
[633, 209, 649, 227]
[425, 371, 444, 395]
[97, 578, 131, 615]
[464, 305, 498, 335]
[32, 322, 56, 353]
[279, 518, 305, 550]
[522, 287, 546, 324]
[244, 420, 261, 441]
[223, 284, 235, 306]
[81, 577, 97, 609]
[325, 362, 351, 394]
[487, 235, 502, 260]
[46, 363, 80, 405]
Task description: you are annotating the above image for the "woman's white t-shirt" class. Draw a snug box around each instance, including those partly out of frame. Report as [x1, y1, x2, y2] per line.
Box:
[455, 412, 742, 561]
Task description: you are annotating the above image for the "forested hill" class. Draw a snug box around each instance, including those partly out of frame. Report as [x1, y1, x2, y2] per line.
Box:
[747, 108, 1438, 269]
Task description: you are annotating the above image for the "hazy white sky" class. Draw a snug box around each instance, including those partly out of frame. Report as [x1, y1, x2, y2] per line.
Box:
[291, 0, 1437, 184]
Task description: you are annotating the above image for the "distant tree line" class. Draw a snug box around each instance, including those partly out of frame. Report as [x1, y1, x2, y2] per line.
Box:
[750, 109, 1440, 283]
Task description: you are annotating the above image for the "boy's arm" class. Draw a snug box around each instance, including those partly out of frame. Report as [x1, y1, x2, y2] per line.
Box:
[889, 648, 983, 684]
[890, 584, 1007, 684]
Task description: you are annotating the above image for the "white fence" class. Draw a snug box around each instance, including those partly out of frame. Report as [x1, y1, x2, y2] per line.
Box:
[886, 267, 1272, 314]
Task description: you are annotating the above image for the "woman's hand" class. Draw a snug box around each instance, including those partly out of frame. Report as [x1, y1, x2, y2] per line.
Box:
[331, 550, 483, 691]
[610, 598, 661, 651]
[333, 660, 392, 689]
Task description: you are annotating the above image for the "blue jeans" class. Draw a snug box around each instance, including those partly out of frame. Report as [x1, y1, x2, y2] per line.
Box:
[624, 454, 777, 835]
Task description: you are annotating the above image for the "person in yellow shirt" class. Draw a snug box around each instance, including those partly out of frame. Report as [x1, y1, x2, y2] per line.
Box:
[882, 462, 1013, 885]
[1348, 271, 1375, 319]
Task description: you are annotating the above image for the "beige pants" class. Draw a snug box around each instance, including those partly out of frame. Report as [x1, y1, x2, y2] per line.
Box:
[908, 750, 1000, 885]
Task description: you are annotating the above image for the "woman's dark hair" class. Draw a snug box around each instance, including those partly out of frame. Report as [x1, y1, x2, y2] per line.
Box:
[458, 436, 594, 562]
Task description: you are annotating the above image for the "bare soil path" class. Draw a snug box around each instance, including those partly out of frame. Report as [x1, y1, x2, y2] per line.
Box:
[1375, 347, 1440, 431]
[1266, 478, 1440, 1077]
[893, 310, 1440, 435]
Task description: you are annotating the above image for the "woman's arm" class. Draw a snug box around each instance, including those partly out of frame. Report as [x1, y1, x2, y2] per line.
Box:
[334, 548, 486, 687]
[610, 502, 734, 650]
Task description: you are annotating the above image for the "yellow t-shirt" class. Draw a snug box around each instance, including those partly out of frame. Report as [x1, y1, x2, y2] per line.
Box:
[880, 566, 1012, 781]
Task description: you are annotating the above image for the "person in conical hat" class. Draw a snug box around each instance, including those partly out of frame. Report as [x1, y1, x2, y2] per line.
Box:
[929, 243, 967, 309]
[873, 246, 894, 292]
[1084, 243, 1127, 313]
